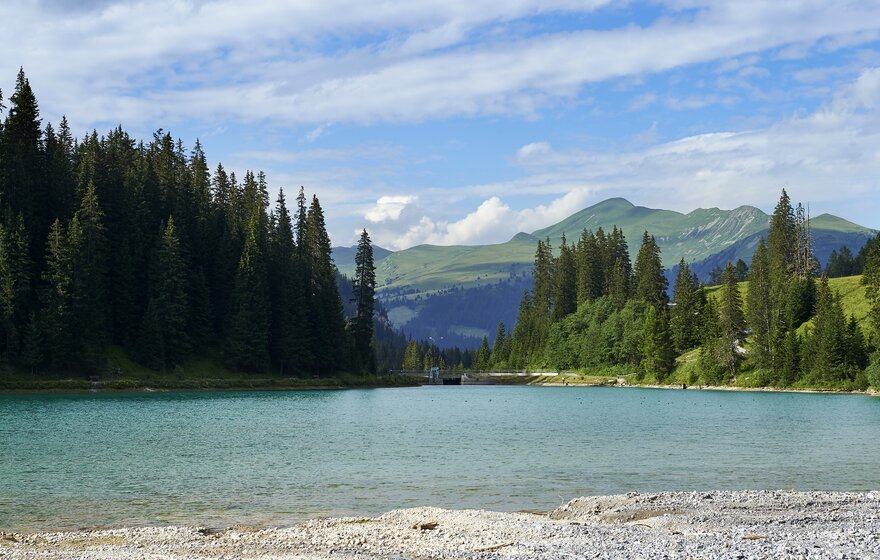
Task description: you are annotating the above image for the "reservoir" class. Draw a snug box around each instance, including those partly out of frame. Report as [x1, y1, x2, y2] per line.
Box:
[1, 386, 878, 531]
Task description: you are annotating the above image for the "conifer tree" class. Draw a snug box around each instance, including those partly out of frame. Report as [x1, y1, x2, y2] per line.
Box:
[148, 218, 190, 367]
[402, 340, 422, 371]
[41, 219, 75, 369]
[716, 262, 746, 378]
[304, 195, 346, 375]
[639, 305, 673, 381]
[268, 189, 310, 374]
[473, 336, 491, 371]
[490, 322, 510, 367]
[670, 259, 701, 353]
[70, 182, 109, 367]
[532, 239, 554, 318]
[576, 229, 602, 303]
[225, 215, 270, 372]
[352, 229, 376, 374]
[552, 236, 577, 321]
[862, 233, 880, 347]
[746, 239, 773, 370]
[634, 231, 668, 308]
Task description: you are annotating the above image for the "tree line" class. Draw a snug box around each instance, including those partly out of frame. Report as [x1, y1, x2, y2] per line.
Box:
[0, 69, 379, 377]
[498, 189, 880, 388]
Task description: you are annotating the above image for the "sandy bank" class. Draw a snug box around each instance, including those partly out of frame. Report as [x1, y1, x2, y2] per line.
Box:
[2, 490, 878, 559]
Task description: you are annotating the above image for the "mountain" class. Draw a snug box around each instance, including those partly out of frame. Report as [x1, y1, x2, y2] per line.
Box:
[332, 198, 876, 349]
[332, 244, 393, 277]
[532, 198, 769, 265]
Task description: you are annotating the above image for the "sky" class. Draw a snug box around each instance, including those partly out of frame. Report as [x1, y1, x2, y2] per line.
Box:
[2, 0, 880, 250]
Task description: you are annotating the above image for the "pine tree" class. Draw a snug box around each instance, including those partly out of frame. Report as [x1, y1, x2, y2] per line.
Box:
[746, 239, 773, 370]
[304, 195, 346, 375]
[0, 218, 31, 362]
[352, 229, 376, 374]
[670, 259, 701, 353]
[41, 219, 75, 369]
[862, 233, 880, 347]
[640, 305, 673, 381]
[634, 231, 668, 308]
[149, 218, 190, 367]
[473, 336, 491, 371]
[225, 215, 270, 372]
[402, 340, 421, 371]
[576, 229, 602, 303]
[717, 262, 746, 378]
[268, 189, 311, 375]
[490, 322, 509, 367]
[1, 69, 46, 252]
[532, 239, 554, 318]
[70, 181, 109, 367]
[552, 235, 577, 321]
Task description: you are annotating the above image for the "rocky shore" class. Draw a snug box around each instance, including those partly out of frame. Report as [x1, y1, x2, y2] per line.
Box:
[2, 491, 878, 559]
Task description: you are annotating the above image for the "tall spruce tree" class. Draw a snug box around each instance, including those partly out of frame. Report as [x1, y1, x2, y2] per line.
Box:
[746, 238, 773, 371]
[144, 218, 189, 368]
[268, 189, 311, 374]
[304, 195, 346, 375]
[634, 231, 668, 308]
[716, 262, 746, 378]
[670, 259, 701, 353]
[862, 233, 880, 347]
[553, 235, 577, 321]
[225, 215, 270, 372]
[352, 229, 376, 374]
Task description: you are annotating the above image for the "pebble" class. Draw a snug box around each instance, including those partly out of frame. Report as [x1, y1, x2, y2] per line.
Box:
[1, 491, 879, 559]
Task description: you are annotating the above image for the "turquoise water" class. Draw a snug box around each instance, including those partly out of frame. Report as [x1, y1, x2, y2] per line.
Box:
[1, 386, 879, 531]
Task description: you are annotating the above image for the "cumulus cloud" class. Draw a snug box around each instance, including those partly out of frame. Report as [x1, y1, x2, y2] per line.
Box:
[359, 188, 598, 249]
[359, 65, 880, 249]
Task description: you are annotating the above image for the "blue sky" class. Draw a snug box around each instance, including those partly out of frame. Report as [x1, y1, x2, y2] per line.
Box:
[3, 0, 880, 249]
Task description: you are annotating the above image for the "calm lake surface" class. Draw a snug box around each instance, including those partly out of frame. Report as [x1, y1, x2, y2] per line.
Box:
[1, 386, 879, 531]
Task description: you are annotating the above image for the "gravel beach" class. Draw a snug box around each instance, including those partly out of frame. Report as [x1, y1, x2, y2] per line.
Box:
[2, 491, 878, 559]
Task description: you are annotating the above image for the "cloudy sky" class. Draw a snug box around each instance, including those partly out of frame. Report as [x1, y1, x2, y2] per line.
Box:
[2, 0, 880, 249]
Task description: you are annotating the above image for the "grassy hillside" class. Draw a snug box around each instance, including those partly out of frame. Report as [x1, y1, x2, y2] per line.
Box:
[332, 244, 394, 277]
[364, 198, 875, 297]
[375, 233, 536, 295]
[706, 275, 873, 337]
[331, 198, 876, 349]
[533, 198, 769, 266]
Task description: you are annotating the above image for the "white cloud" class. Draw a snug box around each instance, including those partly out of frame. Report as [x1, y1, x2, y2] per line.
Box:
[365, 195, 419, 223]
[516, 142, 552, 160]
[4, 1, 880, 127]
[359, 188, 598, 248]
[356, 65, 880, 249]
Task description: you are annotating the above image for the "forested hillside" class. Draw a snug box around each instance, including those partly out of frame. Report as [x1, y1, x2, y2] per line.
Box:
[0, 69, 383, 378]
[495, 190, 880, 390]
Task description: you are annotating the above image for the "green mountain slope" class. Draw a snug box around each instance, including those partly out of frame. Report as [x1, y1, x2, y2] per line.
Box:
[332, 244, 393, 277]
[533, 198, 769, 265]
[365, 198, 874, 296]
[375, 233, 537, 294]
[331, 198, 875, 349]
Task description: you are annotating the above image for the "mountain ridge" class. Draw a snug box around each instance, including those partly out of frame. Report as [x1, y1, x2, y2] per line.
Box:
[332, 197, 875, 348]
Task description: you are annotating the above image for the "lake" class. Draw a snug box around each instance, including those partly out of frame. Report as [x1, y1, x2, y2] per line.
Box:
[1, 386, 878, 531]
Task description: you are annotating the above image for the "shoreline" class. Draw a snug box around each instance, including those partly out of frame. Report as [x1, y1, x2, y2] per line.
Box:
[0, 375, 423, 395]
[1, 378, 876, 396]
[524, 376, 879, 396]
[2, 490, 877, 558]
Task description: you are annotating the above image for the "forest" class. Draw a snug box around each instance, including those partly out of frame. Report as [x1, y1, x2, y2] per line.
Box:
[0, 69, 385, 378]
[485, 190, 880, 389]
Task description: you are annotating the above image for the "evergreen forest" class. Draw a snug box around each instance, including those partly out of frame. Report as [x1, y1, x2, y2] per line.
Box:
[0, 69, 385, 379]
[495, 190, 880, 390]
